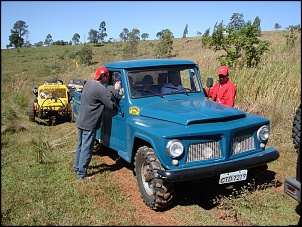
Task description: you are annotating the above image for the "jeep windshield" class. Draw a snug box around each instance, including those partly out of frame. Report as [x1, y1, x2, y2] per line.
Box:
[126, 67, 201, 98]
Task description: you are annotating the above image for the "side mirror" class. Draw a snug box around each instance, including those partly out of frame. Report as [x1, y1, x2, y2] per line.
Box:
[206, 78, 213, 88]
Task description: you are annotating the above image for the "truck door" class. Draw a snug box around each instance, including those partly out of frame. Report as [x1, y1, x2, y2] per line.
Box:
[101, 72, 127, 158]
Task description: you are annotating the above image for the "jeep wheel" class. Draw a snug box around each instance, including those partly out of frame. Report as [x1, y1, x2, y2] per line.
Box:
[28, 101, 35, 121]
[292, 104, 301, 152]
[134, 146, 174, 210]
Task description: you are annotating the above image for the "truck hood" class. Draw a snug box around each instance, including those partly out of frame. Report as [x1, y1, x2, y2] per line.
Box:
[138, 98, 246, 125]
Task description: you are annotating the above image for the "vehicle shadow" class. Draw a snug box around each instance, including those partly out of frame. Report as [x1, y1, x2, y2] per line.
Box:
[33, 117, 72, 126]
[172, 169, 282, 210]
[91, 144, 133, 174]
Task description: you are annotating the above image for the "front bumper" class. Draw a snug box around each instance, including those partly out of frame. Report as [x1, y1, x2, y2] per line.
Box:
[156, 147, 279, 182]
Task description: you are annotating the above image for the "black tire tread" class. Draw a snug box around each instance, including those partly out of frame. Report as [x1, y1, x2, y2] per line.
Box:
[134, 146, 174, 211]
[292, 104, 301, 151]
[28, 101, 35, 121]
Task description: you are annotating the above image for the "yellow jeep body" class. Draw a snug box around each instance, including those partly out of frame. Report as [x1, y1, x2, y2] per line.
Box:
[37, 84, 70, 111]
[29, 80, 72, 125]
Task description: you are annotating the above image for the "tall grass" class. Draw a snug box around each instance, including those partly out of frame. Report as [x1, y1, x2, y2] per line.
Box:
[1, 30, 301, 225]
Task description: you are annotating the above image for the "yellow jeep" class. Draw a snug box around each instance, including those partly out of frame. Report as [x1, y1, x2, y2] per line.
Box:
[28, 78, 72, 126]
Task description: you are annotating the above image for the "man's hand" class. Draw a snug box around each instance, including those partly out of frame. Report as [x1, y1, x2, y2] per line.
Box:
[114, 81, 122, 90]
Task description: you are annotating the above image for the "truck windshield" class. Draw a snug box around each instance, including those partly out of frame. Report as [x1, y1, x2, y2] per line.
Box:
[127, 67, 201, 98]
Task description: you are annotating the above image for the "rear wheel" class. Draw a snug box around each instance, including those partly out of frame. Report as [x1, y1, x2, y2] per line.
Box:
[28, 101, 35, 121]
[134, 146, 174, 210]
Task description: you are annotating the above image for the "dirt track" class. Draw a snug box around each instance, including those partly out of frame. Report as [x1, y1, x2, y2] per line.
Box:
[92, 146, 285, 226]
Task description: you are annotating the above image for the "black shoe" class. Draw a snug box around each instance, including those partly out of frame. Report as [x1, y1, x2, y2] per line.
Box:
[78, 174, 93, 180]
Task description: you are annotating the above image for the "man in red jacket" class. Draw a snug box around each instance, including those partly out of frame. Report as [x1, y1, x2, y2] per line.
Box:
[204, 66, 237, 107]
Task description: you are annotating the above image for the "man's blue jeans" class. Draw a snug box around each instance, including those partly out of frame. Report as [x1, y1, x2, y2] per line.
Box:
[73, 128, 96, 178]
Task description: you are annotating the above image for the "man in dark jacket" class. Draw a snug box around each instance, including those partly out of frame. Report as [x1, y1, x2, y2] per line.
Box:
[73, 67, 115, 180]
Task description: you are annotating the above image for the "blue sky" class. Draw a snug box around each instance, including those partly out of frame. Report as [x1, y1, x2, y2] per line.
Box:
[1, 1, 301, 49]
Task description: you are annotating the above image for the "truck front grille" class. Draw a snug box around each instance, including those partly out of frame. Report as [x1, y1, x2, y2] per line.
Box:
[187, 141, 221, 162]
[186, 132, 255, 162]
[231, 133, 255, 155]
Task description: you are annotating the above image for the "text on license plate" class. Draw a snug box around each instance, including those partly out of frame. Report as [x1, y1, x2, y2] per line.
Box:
[219, 169, 248, 184]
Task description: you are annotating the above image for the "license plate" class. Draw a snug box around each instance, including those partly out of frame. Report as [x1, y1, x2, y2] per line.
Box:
[219, 169, 248, 184]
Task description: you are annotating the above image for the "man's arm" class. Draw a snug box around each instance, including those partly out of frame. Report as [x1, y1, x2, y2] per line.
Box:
[99, 87, 115, 109]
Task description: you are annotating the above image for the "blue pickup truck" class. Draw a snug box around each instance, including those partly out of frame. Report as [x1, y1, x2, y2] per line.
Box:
[73, 59, 279, 210]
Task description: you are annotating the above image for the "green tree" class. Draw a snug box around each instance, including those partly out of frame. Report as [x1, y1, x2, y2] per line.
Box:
[52, 40, 68, 46]
[24, 40, 32, 48]
[35, 41, 43, 47]
[156, 29, 174, 39]
[44, 34, 53, 46]
[78, 44, 93, 65]
[72, 33, 80, 45]
[119, 28, 129, 42]
[183, 24, 188, 38]
[9, 32, 23, 48]
[88, 29, 99, 45]
[201, 28, 210, 46]
[141, 33, 149, 41]
[274, 23, 282, 30]
[253, 16, 261, 36]
[8, 20, 29, 48]
[202, 18, 270, 68]
[228, 13, 245, 31]
[98, 21, 107, 43]
[128, 28, 140, 42]
[155, 29, 173, 58]
[286, 24, 301, 31]
[285, 25, 300, 46]
[123, 28, 140, 59]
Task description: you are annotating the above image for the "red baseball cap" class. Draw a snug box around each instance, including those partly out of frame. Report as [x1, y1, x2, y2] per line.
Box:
[94, 67, 109, 80]
[218, 66, 229, 76]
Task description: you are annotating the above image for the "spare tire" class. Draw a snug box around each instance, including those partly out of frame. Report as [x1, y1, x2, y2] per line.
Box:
[292, 104, 301, 152]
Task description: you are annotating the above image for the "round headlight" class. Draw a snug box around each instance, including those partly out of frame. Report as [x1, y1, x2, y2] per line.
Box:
[257, 125, 270, 141]
[202, 146, 215, 160]
[166, 139, 184, 158]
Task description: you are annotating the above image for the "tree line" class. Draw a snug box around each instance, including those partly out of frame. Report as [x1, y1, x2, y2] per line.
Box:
[7, 14, 300, 69]
[7, 20, 152, 48]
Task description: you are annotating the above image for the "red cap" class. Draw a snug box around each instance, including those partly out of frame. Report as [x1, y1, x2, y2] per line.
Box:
[94, 67, 108, 80]
[218, 66, 229, 76]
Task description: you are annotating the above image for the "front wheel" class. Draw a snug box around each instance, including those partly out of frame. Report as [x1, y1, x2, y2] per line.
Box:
[134, 146, 174, 210]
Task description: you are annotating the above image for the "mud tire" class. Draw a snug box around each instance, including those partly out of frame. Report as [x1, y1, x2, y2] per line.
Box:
[28, 101, 35, 122]
[292, 104, 301, 152]
[134, 146, 174, 211]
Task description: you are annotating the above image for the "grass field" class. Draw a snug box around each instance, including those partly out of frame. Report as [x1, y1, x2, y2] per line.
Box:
[1, 30, 301, 225]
